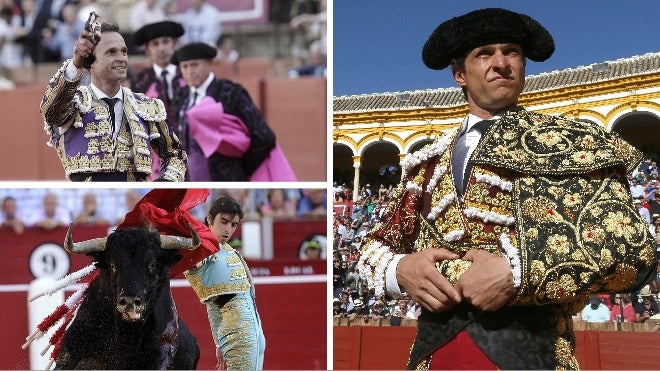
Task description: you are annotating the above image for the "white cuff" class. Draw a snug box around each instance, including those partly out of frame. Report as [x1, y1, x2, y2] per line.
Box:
[64, 60, 83, 81]
[385, 254, 407, 297]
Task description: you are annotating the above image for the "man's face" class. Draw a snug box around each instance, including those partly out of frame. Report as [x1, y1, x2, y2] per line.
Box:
[44, 195, 57, 216]
[90, 32, 128, 83]
[208, 212, 240, 244]
[452, 43, 525, 114]
[2, 199, 16, 217]
[145, 36, 177, 67]
[180, 59, 213, 88]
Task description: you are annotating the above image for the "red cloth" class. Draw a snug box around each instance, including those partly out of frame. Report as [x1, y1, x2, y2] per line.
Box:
[429, 330, 498, 370]
[118, 189, 219, 278]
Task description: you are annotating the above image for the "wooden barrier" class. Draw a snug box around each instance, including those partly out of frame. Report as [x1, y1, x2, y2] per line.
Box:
[263, 77, 327, 181]
[333, 324, 660, 370]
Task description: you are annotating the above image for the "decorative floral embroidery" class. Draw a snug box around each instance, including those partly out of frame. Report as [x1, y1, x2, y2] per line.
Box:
[401, 128, 456, 175]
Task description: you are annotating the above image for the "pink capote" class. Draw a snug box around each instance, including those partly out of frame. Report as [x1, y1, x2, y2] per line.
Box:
[186, 96, 297, 181]
[118, 189, 219, 278]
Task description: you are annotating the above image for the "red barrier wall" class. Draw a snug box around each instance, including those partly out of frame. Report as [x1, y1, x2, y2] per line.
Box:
[333, 326, 660, 370]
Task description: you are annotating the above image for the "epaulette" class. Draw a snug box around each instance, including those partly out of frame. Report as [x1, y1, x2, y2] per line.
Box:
[124, 89, 166, 122]
[472, 109, 642, 175]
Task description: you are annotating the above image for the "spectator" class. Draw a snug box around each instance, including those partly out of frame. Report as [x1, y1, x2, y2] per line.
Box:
[297, 189, 326, 217]
[41, 2, 83, 61]
[370, 299, 390, 320]
[129, 0, 165, 32]
[390, 299, 409, 326]
[0, 196, 25, 234]
[332, 298, 344, 318]
[215, 34, 238, 65]
[344, 263, 361, 297]
[610, 294, 636, 323]
[259, 189, 296, 219]
[636, 199, 651, 225]
[299, 236, 324, 260]
[287, 38, 326, 78]
[634, 286, 659, 323]
[631, 179, 645, 199]
[72, 192, 111, 226]
[339, 290, 353, 314]
[29, 192, 71, 230]
[0, 6, 16, 89]
[176, 0, 221, 47]
[580, 295, 611, 323]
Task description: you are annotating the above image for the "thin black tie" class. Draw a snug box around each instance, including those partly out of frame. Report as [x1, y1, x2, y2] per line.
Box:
[102, 97, 119, 134]
[160, 69, 170, 103]
[452, 119, 494, 195]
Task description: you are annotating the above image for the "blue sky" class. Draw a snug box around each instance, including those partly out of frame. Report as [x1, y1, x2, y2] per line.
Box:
[332, 0, 660, 97]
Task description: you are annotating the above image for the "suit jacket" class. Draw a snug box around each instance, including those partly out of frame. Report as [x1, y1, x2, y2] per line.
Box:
[172, 78, 276, 181]
[358, 108, 658, 369]
[131, 65, 186, 132]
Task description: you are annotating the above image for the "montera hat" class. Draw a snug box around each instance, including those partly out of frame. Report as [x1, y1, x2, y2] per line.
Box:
[171, 42, 218, 65]
[422, 8, 555, 70]
[133, 21, 184, 46]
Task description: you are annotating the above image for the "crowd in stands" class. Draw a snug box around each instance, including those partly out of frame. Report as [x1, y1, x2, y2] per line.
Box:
[0, 188, 327, 235]
[331, 181, 423, 325]
[0, 0, 326, 88]
[332, 153, 660, 327]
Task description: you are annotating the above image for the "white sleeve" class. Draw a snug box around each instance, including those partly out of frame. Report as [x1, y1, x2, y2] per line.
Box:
[64, 59, 83, 82]
[385, 254, 407, 297]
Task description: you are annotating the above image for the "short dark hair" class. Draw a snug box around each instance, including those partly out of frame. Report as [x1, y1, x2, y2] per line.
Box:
[101, 22, 120, 33]
[207, 196, 244, 224]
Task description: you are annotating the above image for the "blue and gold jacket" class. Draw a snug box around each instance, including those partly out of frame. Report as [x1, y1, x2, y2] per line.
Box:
[184, 243, 252, 303]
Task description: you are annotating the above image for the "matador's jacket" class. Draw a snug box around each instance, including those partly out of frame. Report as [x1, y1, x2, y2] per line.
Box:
[39, 60, 187, 181]
[184, 243, 265, 370]
[357, 108, 657, 370]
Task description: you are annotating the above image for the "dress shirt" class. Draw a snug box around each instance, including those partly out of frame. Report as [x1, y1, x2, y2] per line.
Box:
[152, 63, 178, 100]
[188, 71, 215, 108]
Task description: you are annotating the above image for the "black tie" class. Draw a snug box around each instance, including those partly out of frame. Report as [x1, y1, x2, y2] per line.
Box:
[452, 119, 494, 195]
[160, 69, 170, 103]
[102, 97, 119, 134]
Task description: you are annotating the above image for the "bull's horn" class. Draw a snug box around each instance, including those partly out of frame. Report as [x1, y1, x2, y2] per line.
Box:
[64, 224, 107, 254]
[160, 224, 201, 250]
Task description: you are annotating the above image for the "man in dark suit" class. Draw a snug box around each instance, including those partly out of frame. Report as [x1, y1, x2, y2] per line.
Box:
[130, 20, 185, 131]
[171, 42, 294, 181]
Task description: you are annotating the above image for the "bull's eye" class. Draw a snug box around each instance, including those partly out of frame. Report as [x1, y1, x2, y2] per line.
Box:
[110, 263, 117, 274]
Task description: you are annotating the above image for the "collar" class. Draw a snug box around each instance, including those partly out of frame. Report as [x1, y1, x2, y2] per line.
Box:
[458, 112, 503, 136]
[90, 83, 123, 101]
[190, 72, 215, 99]
[153, 63, 177, 77]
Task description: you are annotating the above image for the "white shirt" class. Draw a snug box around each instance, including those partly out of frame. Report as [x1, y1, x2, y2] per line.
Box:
[188, 72, 215, 108]
[152, 63, 178, 100]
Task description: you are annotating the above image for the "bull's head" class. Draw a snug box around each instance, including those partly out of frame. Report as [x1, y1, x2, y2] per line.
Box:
[64, 224, 201, 253]
[64, 225, 201, 322]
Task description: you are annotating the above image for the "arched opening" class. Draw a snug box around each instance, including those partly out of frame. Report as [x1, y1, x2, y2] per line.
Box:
[333, 143, 354, 187]
[360, 142, 401, 189]
[611, 112, 660, 162]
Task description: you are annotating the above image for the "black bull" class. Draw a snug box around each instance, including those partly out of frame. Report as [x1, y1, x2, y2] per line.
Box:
[54, 228, 200, 369]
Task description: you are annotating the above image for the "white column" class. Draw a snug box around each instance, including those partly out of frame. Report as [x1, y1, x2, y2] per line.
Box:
[352, 156, 361, 201]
